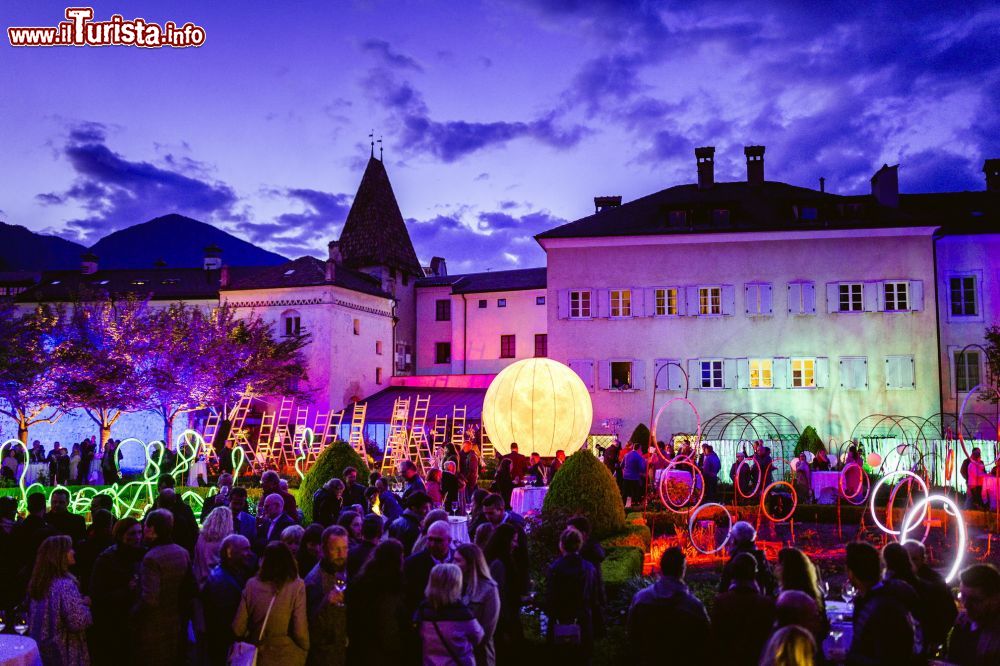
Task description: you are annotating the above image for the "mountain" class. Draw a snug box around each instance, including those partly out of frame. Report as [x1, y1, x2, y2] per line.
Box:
[0, 221, 86, 271]
[89, 214, 289, 268]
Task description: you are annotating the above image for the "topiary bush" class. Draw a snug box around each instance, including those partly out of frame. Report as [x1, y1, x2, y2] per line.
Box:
[794, 425, 824, 456]
[298, 442, 366, 523]
[542, 449, 626, 538]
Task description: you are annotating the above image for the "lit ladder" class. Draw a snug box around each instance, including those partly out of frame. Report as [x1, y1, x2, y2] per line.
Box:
[272, 398, 295, 471]
[481, 425, 495, 459]
[200, 412, 221, 457]
[224, 396, 253, 448]
[450, 405, 467, 452]
[380, 398, 411, 476]
[255, 411, 276, 466]
[408, 395, 435, 473]
[348, 402, 368, 468]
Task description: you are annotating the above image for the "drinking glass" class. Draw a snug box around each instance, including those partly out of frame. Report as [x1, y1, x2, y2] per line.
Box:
[334, 574, 347, 606]
[13, 609, 28, 635]
[843, 583, 856, 604]
[822, 581, 831, 599]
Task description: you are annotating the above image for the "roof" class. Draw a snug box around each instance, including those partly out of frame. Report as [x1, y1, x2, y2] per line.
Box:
[0, 271, 40, 287]
[16, 267, 224, 303]
[898, 191, 1000, 236]
[337, 157, 423, 276]
[346, 386, 488, 422]
[416, 267, 546, 294]
[535, 180, 933, 241]
[222, 256, 389, 298]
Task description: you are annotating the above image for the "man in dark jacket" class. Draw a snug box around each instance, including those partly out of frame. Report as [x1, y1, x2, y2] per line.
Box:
[546, 527, 602, 661]
[347, 514, 383, 578]
[373, 478, 403, 522]
[202, 534, 252, 665]
[402, 520, 452, 612]
[45, 487, 86, 543]
[460, 441, 480, 492]
[305, 526, 350, 666]
[711, 553, 776, 666]
[627, 546, 710, 665]
[502, 443, 529, 483]
[254, 493, 296, 555]
[846, 542, 916, 666]
[947, 563, 1000, 666]
[400, 461, 426, 501]
[388, 491, 431, 556]
[342, 466, 368, 512]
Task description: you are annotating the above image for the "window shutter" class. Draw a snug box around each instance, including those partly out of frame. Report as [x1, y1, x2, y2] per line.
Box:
[803, 282, 816, 314]
[736, 358, 749, 389]
[644, 288, 656, 317]
[826, 283, 839, 313]
[722, 285, 736, 315]
[909, 280, 923, 311]
[745, 284, 754, 314]
[861, 357, 869, 389]
[863, 281, 880, 312]
[688, 359, 700, 389]
[674, 287, 687, 316]
[668, 361, 684, 391]
[773, 357, 789, 389]
[569, 359, 595, 392]
[631, 288, 646, 317]
[788, 282, 802, 314]
[597, 289, 610, 318]
[598, 360, 611, 390]
[557, 290, 569, 319]
[654, 358, 680, 390]
[685, 286, 699, 316]
[885, 357, 898, 389]
[902, 356, 915, 389]
[816, 357, 830, 388]
[761, 284, 773, 315]
[723, 359, 737, 389]
[632, 359, 646, 390]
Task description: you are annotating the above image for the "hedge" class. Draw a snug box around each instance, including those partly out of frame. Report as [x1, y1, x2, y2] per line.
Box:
[542, 449, 626, 538]
[297, 442, 366, 523]
[601, 522, 652, 551]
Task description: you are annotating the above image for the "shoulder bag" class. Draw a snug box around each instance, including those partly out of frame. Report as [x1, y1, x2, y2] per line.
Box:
[228, 593, 277, 666]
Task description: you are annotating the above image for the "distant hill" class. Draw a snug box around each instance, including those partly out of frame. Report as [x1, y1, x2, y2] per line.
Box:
[0, 214, 288, 271]
[0, 221, 86, 270]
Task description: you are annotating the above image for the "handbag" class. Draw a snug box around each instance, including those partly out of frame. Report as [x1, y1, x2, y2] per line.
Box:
[552, 619, 582, 645]
[228, 594, 277, 666]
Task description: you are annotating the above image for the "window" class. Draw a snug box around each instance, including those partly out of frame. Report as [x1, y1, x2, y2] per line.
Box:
[699, 287, 722, 315]
[950, 276, 978, 317]
[955, 351, 981, 393]
[787, 282, 816, 315]
[570, 290, 591, 318]
[282, 311, 301, 337]
[435, 299, 451, 321]
[435, 342, 451, 364]
[610, 289, 632, 317]
[885, 355, 915, 390]
[353, 319, 360, 335]
[700, 360, 723, 389]
[668, 210, 687, 226]
[745, 283, 772, 315]
[883, 281, 909, 311]
[500, 335, 516, 358]
[497, 299, 507, 308]
[534, 334, 547, 358]
[375, 341, 383, 355]
[479, 299, 487, 309]
[655, 288, 678, 316]
[797, 206, 818, 220]
[838, 283, 863, 312]
[536, 296, 546, 305]
[749, 359, 773, 388]
[611, 361, 633, 389]
[375, 367, 383, 384]
[791, 358, 816, 388]
[840, 357, 868, 390]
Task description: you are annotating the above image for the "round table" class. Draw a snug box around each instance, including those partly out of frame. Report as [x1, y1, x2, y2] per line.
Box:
[0, 635, 42, 666]
[447, 515, 471, 544]
[812, 472, 841, 504]
[655, 468, 702, 488]
[510, 486, 548, 515]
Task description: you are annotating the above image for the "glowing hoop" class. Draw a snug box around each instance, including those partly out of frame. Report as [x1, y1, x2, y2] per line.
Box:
[760, 481, 797, 522]
[868, 470, 929, 537]
[650, 397, 701, 461]
[838, 463, 870, 504]
[659, 459, 705, 513]
[687, 502, 733, 554]
[900, 494, 967, 583]
[735, 457, 763, 498]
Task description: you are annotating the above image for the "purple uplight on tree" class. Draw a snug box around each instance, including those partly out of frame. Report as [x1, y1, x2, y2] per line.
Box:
[0, 303, 62, 443]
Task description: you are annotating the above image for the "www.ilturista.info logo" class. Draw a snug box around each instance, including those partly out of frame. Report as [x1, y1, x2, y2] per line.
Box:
[8, 7, 206, 48]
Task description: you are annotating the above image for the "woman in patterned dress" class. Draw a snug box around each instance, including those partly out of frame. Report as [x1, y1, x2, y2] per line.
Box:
[28, 534, 93, 666]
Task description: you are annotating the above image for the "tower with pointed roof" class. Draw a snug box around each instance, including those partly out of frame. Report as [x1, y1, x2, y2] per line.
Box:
[336, 155, 422, 375]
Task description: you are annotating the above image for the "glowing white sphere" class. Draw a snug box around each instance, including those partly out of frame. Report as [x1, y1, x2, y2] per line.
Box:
[866, 452, 883, 468]
[482, 358, 593, 457]
[804, 451, 815, 464]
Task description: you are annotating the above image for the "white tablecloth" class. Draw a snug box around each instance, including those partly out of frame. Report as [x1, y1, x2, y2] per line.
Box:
[510, 486, 547, 515]
[447, 515, 471, 544]
[0, 636, 42, 666]
[982, 476, 999, 510]
[823, 600, 853, 664]
[812, 472, 841, 504]
[21, 462, 49, 486]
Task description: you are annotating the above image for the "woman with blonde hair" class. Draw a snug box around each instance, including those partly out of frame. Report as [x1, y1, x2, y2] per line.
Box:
[280, 524, 306, 558]
[28, 534, 92, 666]
[416, 563, 484, 666]
[193, 505, 234, 587]
[454, 543, 500, 666]
[760, 625, 816, 666]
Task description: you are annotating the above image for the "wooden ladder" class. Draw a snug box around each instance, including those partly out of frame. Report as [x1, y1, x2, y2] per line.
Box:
[224, 396, 253, 447]
[380, 397, 411, 476]
[481, 426, 495, 459]
[255, 411, 276, 466]
[272, 398, 295, 470]
[348, 402, 369, 468]
[408, 395, 435, 473]
[200, 412, 221, 457]
[321, 410, 345, 446]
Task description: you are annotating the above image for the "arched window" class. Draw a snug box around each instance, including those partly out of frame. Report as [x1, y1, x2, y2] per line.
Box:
[281, 309, 301, 337]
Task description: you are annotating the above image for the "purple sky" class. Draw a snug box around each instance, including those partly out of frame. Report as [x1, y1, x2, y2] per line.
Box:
[2, 1, 999, 272]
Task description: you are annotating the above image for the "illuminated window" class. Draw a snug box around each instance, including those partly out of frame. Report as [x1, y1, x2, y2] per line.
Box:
[955, 351, 981, 393]
[570, 290, 591, 318]
[749, 359, 773, 388]
[536, 296, 546, 305]
[610, 289, 631, 317]
[699, 287, 722, 315]
[791, 358, 816, 388]
[949, 276, 977, 316]
[353, 319, 360, 335]
[700, 360, 723, 389]
[375, 367, 383, 384]
[611, 361, 633, 389]
[838, 283, 863, 312]
[500, 335, 516, 358]
[655, 288, 678, 316]
[497, 299, 507, 308]
[435, 342, 451, 364]
[435, 299, 451, 321]
[883, 281, 908, 311]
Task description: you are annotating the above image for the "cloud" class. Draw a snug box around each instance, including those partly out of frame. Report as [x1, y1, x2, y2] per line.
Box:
[361, 39, 423, 72]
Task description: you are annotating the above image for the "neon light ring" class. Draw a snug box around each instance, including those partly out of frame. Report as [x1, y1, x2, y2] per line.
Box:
[659, 458, 705, 513]
[650, 397, 702, 462]
[760, 481, 797, 522]
[735, 456, 763, 499]
[900, 494, 967, 583]
[868, 470, 929, 538]
[838, 463, 870, 505]
[687, 502, 733, 554]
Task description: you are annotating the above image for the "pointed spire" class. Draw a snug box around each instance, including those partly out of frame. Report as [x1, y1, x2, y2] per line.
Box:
[369, 129, 375, 158]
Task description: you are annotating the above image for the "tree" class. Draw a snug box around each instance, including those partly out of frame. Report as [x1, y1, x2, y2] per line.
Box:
[0, 303, 62, 442]
[51, 296, 150, 446]
[981, 325, 1000, 404]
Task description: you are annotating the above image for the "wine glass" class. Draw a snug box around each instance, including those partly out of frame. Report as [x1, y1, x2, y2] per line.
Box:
[0, 609, 6, 633]
[843, 582, 856, 604]
[13, 608, 28, 635]
[334, 574, 347, 606]
[822, 580, 831, 599]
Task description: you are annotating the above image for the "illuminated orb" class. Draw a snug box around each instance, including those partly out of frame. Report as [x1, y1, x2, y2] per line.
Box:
[481, 358, 593, 457]
[866, 452, 883, 468]
[900, 494, 967, 583]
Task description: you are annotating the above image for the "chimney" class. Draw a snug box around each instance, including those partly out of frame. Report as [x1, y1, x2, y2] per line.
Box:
[819, 177, 826, 193]
[203, 244, 222, 270]
[429, 256, 448, 277]
[744, 145, 765, 186]
[80, 252, 98, 275]
[219, 265, 229, 288]
[153, 258, 167, 268]
[870, 164, 899, 208]
[985, 159, 1000, 192]
[695, 146, 715, 190]
[327, 240, 343, 264]
[593, 196, 622, 213]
